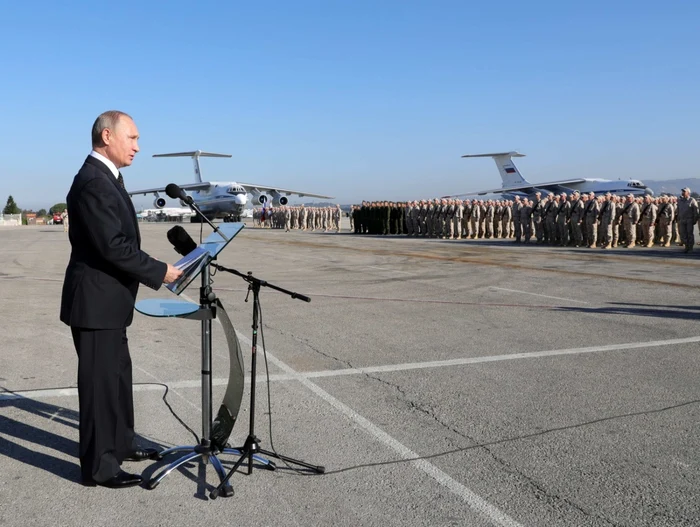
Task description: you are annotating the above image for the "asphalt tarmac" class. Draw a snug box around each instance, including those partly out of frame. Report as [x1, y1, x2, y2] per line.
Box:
[1, 220, 698, 526]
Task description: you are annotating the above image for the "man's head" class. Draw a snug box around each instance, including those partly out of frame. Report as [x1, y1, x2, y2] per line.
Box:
[682, 187, 691, 198]
[91, 111, 140, 169]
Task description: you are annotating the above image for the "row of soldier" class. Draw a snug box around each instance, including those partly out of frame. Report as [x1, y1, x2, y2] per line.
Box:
[350, 189, 700, 251]
[252, 205, 342, 232]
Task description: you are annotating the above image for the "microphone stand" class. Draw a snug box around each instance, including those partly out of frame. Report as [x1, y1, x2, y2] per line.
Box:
[209, 263, 325, 499]
[166, 184, 229, 241]
[186, 199, 229, 241]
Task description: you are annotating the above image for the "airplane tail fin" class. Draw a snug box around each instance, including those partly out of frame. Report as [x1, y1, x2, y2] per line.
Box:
[153, 150, 232, 183]
[461, 151, 527, 188]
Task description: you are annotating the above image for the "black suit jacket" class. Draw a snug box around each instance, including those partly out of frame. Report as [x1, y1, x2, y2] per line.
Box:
[60, 155, 167, 329]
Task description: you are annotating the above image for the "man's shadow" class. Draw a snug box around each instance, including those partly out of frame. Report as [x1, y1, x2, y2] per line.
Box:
[0, 396, 162, 485]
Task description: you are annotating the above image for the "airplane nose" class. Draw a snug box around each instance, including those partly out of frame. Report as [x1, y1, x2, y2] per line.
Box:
[644, 188, 654, 196]
[237, 195, 247, 205]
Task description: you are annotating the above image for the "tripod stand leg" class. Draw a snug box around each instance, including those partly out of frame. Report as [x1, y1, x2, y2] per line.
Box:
[147, 451, 201, 490]
[210, 455, 234, 497]
[210, 450, 248, 499]
[257, 448, 325, 473]
[221, 448, 277, 471]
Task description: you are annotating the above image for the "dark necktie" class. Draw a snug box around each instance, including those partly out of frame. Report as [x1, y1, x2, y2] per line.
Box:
[117, 172, 125, 190]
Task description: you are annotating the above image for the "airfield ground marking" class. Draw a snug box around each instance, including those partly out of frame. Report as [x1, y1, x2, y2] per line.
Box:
[4, 335, 700, 401]
[133, 365, 201, 412]
[489, 286, 590, 304]
[234, 332, 523, 527]
[43, 325, 221, 404]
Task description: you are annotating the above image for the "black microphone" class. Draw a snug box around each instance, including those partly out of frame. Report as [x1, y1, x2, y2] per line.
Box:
[167, 225, 198, 256]
[165, 183, 193, 205]
[164, 182, 229, 241]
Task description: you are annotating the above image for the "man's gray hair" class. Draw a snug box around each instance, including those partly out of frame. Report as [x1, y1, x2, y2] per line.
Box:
[91, 110, 132, 148]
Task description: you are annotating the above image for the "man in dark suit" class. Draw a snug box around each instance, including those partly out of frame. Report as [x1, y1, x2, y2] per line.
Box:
[60, 110, 182, 488]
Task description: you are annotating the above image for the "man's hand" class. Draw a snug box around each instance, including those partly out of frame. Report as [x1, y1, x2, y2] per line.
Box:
[163, 264, 183, 284]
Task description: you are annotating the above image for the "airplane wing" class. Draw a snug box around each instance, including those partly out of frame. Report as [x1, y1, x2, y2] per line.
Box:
[237, 182, 334, 200]
[127, 182, 212, 196]
[445, 179, 588, 197]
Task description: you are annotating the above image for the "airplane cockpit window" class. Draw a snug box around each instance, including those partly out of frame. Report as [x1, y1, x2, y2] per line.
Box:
[227, 185, 246, 195]
[627, 181, 645, 188]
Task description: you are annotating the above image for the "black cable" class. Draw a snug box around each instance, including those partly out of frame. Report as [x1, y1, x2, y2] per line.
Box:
[258, 299, 315, 476]
[136, 382, 200, 444]
[1, 382, 199, 445]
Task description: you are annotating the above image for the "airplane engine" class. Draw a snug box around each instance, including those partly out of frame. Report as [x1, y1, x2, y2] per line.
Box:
[153, 197, 167, 209]
[272, 196, 288, 206]
[257, 194, 270, 204]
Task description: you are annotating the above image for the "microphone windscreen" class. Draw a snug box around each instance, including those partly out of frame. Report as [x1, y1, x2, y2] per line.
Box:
[167, 225, 197, 256]
[165, 183, 181, 200]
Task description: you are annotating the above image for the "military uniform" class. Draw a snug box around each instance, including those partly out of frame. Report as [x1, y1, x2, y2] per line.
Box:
[620, 197, 640, 248]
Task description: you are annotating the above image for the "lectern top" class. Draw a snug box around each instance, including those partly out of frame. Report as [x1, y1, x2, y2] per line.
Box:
[166, 222, 244, 295]
[200, 223, 245, 258]
[135, 298, 199, 318]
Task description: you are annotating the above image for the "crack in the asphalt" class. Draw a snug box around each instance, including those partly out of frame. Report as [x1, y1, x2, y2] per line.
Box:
[260, 322, 624, 525]
[366, 373, 621, 526]
[261, 322, 356, 370]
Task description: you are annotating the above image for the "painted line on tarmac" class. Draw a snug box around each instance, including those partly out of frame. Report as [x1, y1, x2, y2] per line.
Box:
[490, 286, 590, 304]
[5, 335, 700, 401]
[299, 335, 700, 378]
[234, 332, 523, 527]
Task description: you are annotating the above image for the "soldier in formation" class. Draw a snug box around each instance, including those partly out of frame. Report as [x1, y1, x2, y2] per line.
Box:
[251, 205, 345, 232]
[348, 189, 700, 252]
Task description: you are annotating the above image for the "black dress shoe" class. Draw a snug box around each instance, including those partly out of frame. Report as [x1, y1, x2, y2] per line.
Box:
[123, 448, 160, 462]
[83, 471, 143, 488]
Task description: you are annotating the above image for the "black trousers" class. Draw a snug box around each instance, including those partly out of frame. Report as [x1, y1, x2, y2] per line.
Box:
[71, 327, 135, 482]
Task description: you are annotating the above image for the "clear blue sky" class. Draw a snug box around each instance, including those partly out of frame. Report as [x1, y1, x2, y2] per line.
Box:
[0, 0, 698, 211]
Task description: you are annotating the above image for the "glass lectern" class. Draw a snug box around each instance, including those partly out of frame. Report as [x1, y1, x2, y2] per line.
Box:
[134, 223, 269, 494]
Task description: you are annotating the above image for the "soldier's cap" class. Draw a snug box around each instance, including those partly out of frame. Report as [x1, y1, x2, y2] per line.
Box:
[682, 187, 691, 192]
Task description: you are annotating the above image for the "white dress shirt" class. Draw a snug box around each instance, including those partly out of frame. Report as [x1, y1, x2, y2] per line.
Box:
[89, 151, 119, 179]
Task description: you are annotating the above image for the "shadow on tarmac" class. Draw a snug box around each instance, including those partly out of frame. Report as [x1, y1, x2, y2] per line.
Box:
[321, 398, 700, 475]
[0, 395, 164, 485]
[556, 303, 700, 321]
[0, 397, 80, 483]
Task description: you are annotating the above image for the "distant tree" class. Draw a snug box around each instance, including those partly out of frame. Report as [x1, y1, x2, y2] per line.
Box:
[37, 208, 47, 217]
[49, 203, 68, 214]
[3, 195, 20, 215]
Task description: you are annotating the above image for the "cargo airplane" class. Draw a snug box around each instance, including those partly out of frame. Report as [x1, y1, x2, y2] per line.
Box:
[128, 151, 334, 222]
[448, 152, 653, 199]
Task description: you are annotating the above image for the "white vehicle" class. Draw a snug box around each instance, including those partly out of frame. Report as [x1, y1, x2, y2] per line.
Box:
[129, 151, 334, 222]
[137, 207, 195, 221]
[449, 152, 653, 198]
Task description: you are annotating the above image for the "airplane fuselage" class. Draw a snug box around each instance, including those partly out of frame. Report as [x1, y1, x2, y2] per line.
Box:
[459, 152, 654, 200]
[191, 181, 248, 219]
[509, 179, 651, 199]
